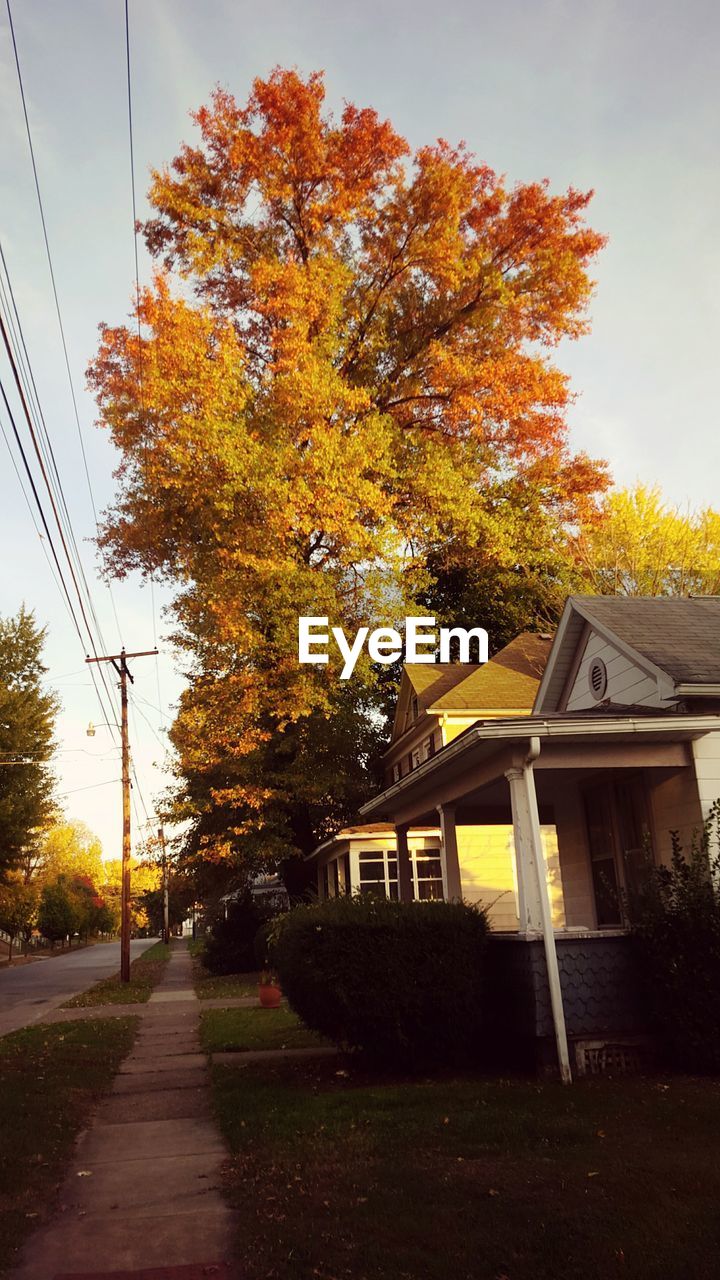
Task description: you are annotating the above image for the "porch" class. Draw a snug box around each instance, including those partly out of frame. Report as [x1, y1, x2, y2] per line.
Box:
[359, 712, 720, 1079]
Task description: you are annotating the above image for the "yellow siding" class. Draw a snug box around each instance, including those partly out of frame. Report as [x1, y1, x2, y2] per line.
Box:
[441, 713, 531, 745]
[456, 825, 565, 931]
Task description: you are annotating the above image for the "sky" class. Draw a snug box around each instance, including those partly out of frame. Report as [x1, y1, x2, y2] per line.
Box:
[1, 0, 719, 862]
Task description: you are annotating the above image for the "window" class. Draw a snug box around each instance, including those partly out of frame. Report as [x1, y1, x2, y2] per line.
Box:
[583, 777, 652, 927]
[392, 762, 401, 783]
[413, 850, 444, 900]
[411, 696, 419, 720]
[411, 747, 422, 770]
[358, 847, 443, 901]
[358, 849, 398, 900]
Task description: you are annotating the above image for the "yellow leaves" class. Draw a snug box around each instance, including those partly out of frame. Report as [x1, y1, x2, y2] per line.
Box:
[575, 484, 720, 597]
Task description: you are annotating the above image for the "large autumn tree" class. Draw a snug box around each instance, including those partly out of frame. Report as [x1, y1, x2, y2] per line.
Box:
[89, 68, 608, 867]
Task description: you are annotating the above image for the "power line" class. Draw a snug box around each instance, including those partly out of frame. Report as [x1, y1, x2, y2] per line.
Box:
[0, 408, 71, 618]
[0, 313, 120, 738]
[0, 249, 117, 671]
[4, 0, 124, 650]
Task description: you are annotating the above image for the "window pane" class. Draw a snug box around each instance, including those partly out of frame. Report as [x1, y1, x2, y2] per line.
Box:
[415, 858, 442, 878]
[591, 857, 621, 927]
[360, 883, 388, 900]
[417, 880, 444, 900]
[388, 882, 399, 901]
[359, 862, 385, 883]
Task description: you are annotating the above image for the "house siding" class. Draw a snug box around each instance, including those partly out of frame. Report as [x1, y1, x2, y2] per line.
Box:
[551, 787, 597, 928]
[565, 631, 671, 711]
[691, 730, 720, 827]
[648, 767, 704, 865]
[456, 825, 565, 931]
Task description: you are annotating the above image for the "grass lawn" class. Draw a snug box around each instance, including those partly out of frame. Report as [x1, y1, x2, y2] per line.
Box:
[211, 1057, 720, 1280]
[201, 1005, 328, 1054]
[63, 941, 171, 1007]
[0, 1017, 137, 1276]
[192, 955, 261, 1001]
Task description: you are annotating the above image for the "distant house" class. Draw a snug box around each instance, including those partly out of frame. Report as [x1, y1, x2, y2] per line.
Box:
[308, 596, 720, 1079]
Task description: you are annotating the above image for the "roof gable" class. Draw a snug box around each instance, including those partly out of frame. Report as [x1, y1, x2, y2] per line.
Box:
[535, 596, 720, 713]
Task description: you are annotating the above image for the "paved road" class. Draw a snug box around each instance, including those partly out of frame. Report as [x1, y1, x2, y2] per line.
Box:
[0, 939, 156, 1037]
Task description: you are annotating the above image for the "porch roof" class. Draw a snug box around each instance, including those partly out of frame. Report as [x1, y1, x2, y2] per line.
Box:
[360, 712, 720, 824]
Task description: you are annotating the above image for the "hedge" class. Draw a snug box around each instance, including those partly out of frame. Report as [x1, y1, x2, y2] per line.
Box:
[274, 894, 488, 1065]
[627, 804, 720, 1073]
[203, 894, 266, 975]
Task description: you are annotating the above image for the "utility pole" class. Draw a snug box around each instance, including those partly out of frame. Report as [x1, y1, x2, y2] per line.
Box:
[86, 648, 158, 982]
[158, 825, 170, 945]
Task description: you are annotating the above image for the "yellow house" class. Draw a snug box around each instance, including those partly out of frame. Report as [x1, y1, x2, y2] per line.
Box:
[308, 633, 561, 930]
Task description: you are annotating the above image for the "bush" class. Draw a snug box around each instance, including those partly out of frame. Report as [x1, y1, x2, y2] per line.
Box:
[627, 801, 720, 1073]
[274, 895, 488, 1066]
[203, 894, 265, 975]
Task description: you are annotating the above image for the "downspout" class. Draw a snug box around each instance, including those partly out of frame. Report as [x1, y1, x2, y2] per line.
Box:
[524, 737, 573, 1085]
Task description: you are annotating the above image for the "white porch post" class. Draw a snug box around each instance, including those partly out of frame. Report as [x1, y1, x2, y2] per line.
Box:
[395, 824, 413, 903]
[437, 804, 463, 901]
[506, 747, 572, 1085]
[505, 767, 544, 930]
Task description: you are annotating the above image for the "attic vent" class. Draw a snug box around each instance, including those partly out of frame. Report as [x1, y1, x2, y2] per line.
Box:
[588, 657, 608, 701]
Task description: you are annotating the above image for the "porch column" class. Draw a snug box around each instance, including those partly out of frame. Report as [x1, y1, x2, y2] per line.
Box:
[505, 768, 544, 931]
[395, 824, 413, 902]
[505, 755, 572, 1085]
[437, 804, 463, 901]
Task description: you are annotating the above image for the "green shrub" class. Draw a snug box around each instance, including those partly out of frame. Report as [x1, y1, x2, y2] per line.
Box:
[274, 895, 488, 1065]
[627, 801, 720, 1073]
[203, 894, 265, 975]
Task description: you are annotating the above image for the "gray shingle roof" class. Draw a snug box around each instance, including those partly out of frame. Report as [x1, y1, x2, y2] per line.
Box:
[574, 596, 720, 684]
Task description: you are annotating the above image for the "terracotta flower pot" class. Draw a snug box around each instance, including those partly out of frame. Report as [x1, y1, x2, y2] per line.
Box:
[259, 981, 282, 1008]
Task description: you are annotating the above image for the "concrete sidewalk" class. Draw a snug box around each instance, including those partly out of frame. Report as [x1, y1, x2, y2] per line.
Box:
[12, 941, 236, 1280]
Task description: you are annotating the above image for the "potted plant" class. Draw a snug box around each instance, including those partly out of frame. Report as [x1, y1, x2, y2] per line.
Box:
[258, 970, 282, 1008]
[255, 918, 284, 1008]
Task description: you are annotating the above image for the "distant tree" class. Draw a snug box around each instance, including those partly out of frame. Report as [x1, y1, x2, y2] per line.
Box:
[0, 608, 58, 877]
[38, 875, 78, 948]
[102, 858, 161, 933]
[140, 875, 195, 936]
[35, 821, 104, 887]
[575, 485, 720, 596]
[0, 873, 39, 961]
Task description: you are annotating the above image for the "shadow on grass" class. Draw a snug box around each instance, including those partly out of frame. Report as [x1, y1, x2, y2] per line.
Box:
[0, 1017, 138, 1276]
[211, 1055, 720, 1280]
